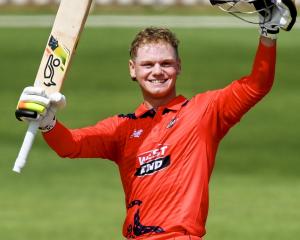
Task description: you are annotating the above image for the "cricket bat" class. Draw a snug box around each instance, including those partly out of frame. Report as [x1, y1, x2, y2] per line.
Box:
[13, 0, 93, 173]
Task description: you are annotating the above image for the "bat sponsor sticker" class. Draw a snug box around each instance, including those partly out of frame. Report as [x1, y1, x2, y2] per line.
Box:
[43, 35, 70, 87]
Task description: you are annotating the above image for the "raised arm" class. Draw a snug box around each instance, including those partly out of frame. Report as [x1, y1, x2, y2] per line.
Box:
[213, 36, 276, 137]
[245, 36, 276, 95]
[207, 0, 297, 137]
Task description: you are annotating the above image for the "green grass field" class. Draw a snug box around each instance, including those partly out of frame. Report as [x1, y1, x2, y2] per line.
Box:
[1, 25, 300, 240]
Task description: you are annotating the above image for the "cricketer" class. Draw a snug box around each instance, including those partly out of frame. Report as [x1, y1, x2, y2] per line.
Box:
[15, 1, 297, 239]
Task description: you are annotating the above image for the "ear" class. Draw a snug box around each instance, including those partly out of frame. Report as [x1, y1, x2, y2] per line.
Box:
[129, 59, 136, 80]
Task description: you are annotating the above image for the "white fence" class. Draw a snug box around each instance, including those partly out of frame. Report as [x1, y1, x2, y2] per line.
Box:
[0, 0, 205, 5]
[0, 0, 300, 5]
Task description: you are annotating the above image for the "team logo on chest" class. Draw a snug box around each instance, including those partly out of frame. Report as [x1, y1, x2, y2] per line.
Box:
[166, 117, 178, 129]
[135, 145, 170, 177]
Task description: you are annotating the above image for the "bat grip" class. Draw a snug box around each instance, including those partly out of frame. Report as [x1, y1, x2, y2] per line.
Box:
[13, 121, 40, 173]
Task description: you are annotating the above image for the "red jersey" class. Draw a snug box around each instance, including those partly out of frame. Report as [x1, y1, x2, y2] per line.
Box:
[43, 42, 276, 239]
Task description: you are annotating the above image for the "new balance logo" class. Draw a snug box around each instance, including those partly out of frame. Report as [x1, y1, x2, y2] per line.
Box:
[130, 129, 143, 138]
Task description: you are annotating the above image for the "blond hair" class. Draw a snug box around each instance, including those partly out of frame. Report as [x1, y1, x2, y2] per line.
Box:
[129, 27, 180, 59]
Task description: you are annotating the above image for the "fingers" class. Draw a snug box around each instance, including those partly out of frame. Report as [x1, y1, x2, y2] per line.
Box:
[20, 87, 50, 104]
[17, 87, 67, 111]
[19, 95, 50, 108]
[49, 92, 66, 109]
[22, 86, 47, 96]
[17, 86, 49, 121]
[16, 86, 66, 124]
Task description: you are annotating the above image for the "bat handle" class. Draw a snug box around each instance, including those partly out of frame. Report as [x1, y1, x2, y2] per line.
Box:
[13, 121, 40, 173]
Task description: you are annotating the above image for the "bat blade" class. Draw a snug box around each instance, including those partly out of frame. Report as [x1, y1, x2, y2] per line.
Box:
[34, 0, 92, 94]
[13, 0, 93, 173]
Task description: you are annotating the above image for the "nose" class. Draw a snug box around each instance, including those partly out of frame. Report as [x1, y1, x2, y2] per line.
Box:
[152, 63, 163, 75]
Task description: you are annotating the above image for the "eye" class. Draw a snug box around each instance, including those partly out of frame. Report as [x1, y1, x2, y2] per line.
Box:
[162, 63, 171, 67]
[161, 61, 175, 67]
[141, 62, 153, 68]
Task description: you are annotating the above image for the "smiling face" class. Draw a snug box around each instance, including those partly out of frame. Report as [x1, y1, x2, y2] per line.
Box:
[129, 42, 181, 108]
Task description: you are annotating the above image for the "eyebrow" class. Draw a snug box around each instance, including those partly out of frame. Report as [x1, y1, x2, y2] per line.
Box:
[138, 59, 177, 64]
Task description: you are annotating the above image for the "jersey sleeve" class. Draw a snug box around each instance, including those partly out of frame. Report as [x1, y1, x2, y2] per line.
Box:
[212, 40, 276, 138]
[42, 116, 124, 163]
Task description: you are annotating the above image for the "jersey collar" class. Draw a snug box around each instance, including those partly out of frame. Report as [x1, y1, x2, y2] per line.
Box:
[135, 95, 188, 118]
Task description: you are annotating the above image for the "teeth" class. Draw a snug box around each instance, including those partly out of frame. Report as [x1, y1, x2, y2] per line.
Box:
[149, 80, 166, 84]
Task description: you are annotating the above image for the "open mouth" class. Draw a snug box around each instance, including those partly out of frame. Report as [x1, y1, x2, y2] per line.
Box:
[148, 79, 168, 84]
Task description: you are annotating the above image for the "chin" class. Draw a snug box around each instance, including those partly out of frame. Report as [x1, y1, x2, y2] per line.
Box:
[148, 89, 174, 99]
[141, 81, 176, 99]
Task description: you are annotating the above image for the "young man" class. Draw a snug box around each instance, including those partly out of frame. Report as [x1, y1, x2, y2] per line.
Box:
[15, 2, 296, 239]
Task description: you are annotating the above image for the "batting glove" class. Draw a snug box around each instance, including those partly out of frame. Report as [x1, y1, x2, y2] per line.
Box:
[257, 0, 297, 40]
[16, 86, 66, 132]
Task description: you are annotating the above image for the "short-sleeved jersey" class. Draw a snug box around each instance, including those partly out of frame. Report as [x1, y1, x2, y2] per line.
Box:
[43, 42, 276, 239]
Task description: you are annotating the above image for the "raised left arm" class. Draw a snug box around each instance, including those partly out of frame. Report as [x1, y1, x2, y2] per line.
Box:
[211, 36, 277, 138]
[208, 0, 297, 138]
